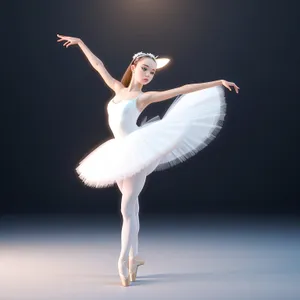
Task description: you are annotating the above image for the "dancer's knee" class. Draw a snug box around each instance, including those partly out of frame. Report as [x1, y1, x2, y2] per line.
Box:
[121, 195, 136, 220]
[121, 207, 134, 220]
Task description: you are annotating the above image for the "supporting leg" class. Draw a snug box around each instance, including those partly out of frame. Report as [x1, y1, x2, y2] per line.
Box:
[118, 180, 141, 260]
[118, 172, 146, 286]
[129, 198, 140, 258]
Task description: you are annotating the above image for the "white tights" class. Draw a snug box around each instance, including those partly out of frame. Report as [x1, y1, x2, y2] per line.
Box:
[116, 169, 147, 278]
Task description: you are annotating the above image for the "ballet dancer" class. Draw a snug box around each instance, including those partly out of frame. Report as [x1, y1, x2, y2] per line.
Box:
[57, 33, 239, 287]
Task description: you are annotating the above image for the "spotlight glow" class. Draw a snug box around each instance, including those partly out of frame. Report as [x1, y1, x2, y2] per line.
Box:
[156, 58, 171, 69]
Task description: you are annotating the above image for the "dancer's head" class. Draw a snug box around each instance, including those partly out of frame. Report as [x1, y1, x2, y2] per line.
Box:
[121, 52, 158, 87]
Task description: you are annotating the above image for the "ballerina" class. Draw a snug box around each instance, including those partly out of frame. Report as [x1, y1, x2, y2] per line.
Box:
[57, 33, 239, 287]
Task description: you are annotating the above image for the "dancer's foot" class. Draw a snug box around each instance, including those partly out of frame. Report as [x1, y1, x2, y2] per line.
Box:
[129, 256, 145, 282]
[120, 275, 130, 287]
[118, 258, 130, 287]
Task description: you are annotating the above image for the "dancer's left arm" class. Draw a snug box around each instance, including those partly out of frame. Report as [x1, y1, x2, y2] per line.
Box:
[142, 80, 239, 105]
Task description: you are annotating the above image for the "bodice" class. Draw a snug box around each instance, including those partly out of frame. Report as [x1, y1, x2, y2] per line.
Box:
[107, 94, 142, 139]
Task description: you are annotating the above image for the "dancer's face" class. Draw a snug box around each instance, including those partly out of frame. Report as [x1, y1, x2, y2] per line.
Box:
[132, 57, 157, 85]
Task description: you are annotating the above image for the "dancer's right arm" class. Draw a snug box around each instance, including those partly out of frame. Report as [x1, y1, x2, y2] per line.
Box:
[57, 34, 123, 93]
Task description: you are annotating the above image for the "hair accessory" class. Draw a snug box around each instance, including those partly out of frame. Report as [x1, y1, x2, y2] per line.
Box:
[131, 52, 170, 70]
[132, 51, 158, 62]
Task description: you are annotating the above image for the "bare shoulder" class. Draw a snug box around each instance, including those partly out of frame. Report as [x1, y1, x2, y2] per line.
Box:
[114, 86, 138, 99]
[137, 85, 187, 110]
[113, 80, 125, 93]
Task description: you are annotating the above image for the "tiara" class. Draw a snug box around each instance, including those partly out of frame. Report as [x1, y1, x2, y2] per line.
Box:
[132, 51, 158, 62]
[132, 52, 171, 69]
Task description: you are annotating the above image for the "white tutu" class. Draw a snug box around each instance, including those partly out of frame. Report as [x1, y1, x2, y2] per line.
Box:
[76, 86, 226, 187]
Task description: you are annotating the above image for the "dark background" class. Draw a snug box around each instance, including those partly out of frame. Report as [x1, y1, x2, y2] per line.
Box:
[2, 0, 299, 216]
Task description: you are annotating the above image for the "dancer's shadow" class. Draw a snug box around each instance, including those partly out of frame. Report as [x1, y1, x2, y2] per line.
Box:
[131, 272, 215, 286]
[102, 272, 209, 286]
[131, 269, 244, 286]
[67, 267, 289, 287]
[65, 268, 280, 287]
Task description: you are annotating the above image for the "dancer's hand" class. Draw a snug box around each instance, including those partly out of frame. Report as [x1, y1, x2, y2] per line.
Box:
[57, 34, 82, 48]
[221, 80, 240, 93]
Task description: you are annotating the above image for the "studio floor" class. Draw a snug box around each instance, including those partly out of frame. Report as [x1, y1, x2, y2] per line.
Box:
[0, 214, 299, 300]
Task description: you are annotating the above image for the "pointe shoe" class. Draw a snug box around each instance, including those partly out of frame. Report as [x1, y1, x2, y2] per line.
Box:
[129, 257, 145, 282]
[118, 259, 130, 287]
[120, 275, 130, 287]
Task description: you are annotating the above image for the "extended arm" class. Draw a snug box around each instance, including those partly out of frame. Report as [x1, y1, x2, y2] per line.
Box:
[57, 34, 123, 93]
[141, 80, 239, 107]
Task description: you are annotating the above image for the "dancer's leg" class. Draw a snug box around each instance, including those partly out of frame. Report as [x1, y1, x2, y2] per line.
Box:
[129, 198, 140, 259]
[127, 160, 159, 259]
[118, 180, 140, 259]
[136, 199, 140, 234]
[118, 172, 146, 280]
[117, 180, 138, 258]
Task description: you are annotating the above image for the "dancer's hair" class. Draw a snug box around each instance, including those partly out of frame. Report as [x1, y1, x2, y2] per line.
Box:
[121, 55, 157, 87]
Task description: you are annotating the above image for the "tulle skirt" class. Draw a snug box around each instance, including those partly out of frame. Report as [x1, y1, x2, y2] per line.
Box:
[76, 86, 226, 188]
